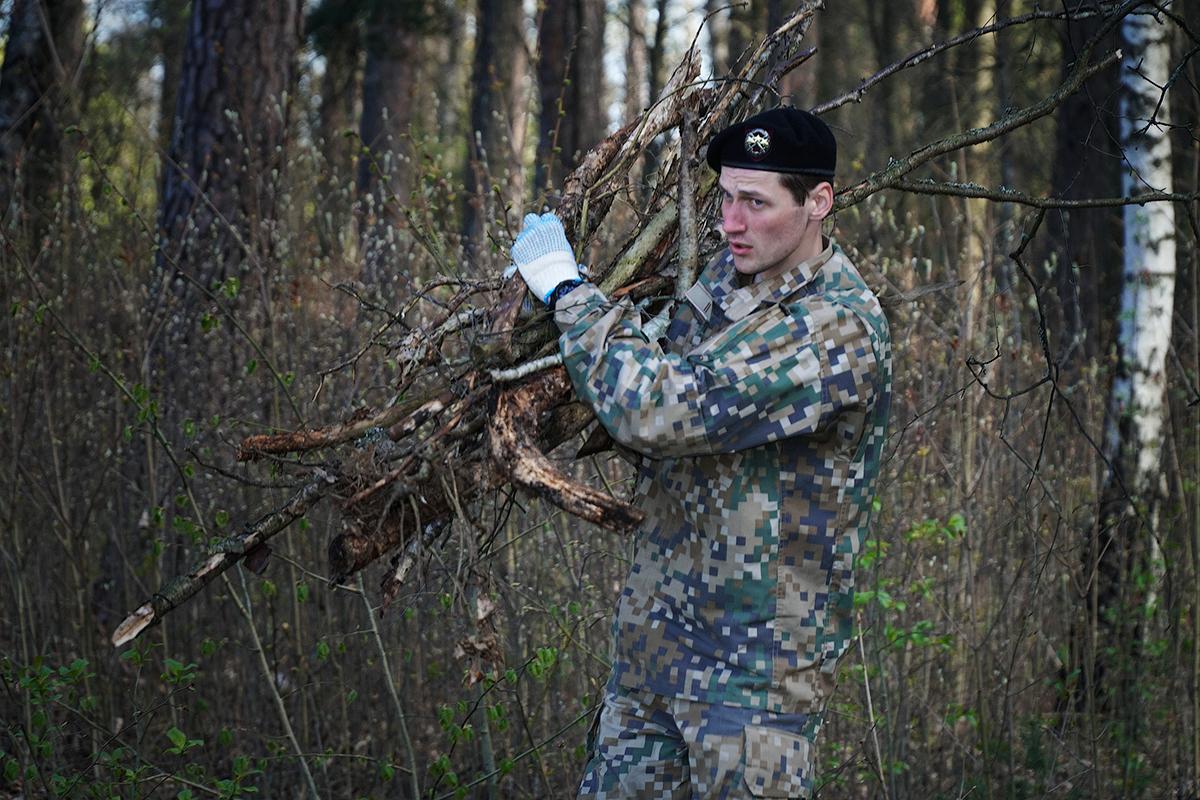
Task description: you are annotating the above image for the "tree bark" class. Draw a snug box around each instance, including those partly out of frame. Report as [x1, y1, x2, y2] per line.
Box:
[357, 0, 423, 287]
[535, 0, 606, 193]
[150, 0, 191, 153]
[309, 0, 365, 256]
[728, 0, 766, 71]
[156, 0, 304, 296]
[1093, 3, 1176, 708]
[1045, 14, 1123, 361]
[624, 0, 649, 123]
[0, 0, 84, 235]
[463, 0, 528, 257]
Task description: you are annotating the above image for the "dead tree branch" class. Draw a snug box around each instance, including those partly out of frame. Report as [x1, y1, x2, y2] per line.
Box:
[112, 477, 331, 646]
[891, 178, 1200, 209]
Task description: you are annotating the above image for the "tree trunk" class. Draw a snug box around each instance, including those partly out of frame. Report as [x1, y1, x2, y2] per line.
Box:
[1093, 5, 1176, 711]
[463, 0, 528, 257]
[1045, 14, 1122, 362]
[0, 0, 84, 235]
[309, 0, 365, 257]
[865, 0, 906, 158]
[624, 0, 649, 123]
[151, 0, 192, 152]
[535, 0, 606, 193]
[156, 0, 303, 297]
[728, 0, 765, 71]
[642, 0, 672, 193]
[357, 0, 423, 287]
[704, 0, 729, 77]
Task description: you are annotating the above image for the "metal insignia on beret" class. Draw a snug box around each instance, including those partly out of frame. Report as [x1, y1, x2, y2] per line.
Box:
[744, 128, 771, 160]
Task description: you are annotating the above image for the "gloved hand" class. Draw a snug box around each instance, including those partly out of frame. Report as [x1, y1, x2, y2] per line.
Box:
[508, 212, 580, 304]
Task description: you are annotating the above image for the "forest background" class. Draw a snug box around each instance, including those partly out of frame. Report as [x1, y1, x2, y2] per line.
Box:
[0, 0, 1197, 797]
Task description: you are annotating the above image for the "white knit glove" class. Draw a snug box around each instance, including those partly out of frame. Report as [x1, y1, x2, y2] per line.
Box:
[509, 212, 580, 304]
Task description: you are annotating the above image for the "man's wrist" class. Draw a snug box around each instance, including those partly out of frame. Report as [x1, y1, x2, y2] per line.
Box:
[547, 278, 588, 311]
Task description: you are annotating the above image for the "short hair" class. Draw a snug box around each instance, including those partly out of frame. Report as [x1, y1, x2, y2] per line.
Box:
[780, 172, 829, 206]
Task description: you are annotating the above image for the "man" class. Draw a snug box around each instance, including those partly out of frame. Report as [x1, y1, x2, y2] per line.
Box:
[510, 107, 892, 798]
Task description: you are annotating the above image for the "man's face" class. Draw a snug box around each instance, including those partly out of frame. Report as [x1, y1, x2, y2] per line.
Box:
[719, 167, 824, 281]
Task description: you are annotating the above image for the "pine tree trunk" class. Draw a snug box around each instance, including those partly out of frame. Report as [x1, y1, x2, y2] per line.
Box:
[156, 0, 303, 296]
[151, 0, 191, 153]
[463, 0, 527, 256]
[0, 0, 84, 235]
[535, 0, 606, 193]
[309, 1, 364, 260]
[624, 0, 649, 123]
[1045, 14, 1122, 362]
[357, 1, 421, 287]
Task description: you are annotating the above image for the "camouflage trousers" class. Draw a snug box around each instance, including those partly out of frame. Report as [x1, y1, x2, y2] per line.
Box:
[578, 679, 815, 799]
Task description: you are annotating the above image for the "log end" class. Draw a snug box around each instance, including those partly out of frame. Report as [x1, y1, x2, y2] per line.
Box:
[111, 603, 155, 648]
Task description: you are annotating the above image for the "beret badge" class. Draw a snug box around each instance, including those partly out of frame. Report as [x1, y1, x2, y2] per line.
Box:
[744, 128, 771, 160]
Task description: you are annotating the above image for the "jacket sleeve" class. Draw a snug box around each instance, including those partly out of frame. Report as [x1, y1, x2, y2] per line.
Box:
[553, 284, 880, 458]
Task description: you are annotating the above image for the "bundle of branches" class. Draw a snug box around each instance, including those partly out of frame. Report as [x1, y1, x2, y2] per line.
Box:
[113, 0, 1131, 647]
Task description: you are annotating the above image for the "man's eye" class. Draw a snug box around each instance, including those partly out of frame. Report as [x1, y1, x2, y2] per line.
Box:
[750, 198, 765, 208]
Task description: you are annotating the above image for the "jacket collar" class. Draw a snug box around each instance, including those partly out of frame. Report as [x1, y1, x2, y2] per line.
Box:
[714, 239, 833, 322]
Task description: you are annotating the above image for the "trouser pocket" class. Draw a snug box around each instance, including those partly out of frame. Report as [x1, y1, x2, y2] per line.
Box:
[741, 724, 813, 798]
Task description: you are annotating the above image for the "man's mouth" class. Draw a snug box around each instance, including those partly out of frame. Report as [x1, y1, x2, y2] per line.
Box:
[729, 241, 751, 256]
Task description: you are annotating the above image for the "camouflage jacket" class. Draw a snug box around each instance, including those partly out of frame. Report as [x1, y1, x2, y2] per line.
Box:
[553, 241, 891, 716]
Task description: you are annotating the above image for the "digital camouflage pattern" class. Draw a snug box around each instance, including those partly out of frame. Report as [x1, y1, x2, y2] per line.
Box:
[579, 678, 813, 798]
[554, 241, 891, 793]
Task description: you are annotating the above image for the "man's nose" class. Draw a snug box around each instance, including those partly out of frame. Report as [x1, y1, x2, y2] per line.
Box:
[722, 204, 745, 233]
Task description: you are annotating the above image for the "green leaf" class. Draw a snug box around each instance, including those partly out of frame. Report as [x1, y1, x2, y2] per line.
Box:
[166, 727, 187, 751]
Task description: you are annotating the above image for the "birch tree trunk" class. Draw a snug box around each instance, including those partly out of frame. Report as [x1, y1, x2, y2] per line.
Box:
[1108, 10, 1176, 488]
[1093, 4, 1175, 711]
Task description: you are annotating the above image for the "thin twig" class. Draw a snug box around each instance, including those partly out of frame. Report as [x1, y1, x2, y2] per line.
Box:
[227, 568, 322, 800]
[856, 612, 888, 788]
[892, 177, 1199, 210]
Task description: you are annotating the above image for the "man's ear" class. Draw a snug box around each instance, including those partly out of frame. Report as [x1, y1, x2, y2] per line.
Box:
[809, 182, 834, 220]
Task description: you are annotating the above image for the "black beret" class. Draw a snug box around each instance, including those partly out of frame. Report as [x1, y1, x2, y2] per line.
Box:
[705, 107, 836, 178]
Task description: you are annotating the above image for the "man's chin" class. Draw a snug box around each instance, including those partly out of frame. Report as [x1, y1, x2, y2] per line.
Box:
[732, 258, 761, 276]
